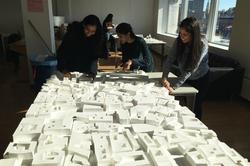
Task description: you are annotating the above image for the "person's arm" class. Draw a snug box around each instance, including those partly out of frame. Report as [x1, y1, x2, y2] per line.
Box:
[173, 39, 208, 88]
[121, 44, 130, 63]
[131, 38, 153, 72]
[57, 34, 71, 72]
[162, 40, 178, 80]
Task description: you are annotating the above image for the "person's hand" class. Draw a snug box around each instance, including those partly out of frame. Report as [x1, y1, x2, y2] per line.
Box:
[162, 78, 170, 88]
[63, 71, 71, 78]
[162, 78, 174, 94]
[168, 87, 174, 94]
[123, 60, 132, 70]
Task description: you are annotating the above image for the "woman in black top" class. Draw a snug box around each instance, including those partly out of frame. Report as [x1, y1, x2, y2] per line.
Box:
[57, 15, 108, 76]
[116, 23, 154, 72]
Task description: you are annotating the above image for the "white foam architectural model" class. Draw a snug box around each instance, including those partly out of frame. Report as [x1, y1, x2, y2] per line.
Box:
[2, 72, 249, 166]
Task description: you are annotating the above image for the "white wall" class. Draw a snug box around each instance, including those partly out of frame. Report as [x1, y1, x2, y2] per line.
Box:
[0, 0, 23, 34]
[21, 0, 56, 57]
[229, 0, 250, 100]
[55, 0, 155, 35]
[54, 0, 72, 22]
[154, 0, 250, 100]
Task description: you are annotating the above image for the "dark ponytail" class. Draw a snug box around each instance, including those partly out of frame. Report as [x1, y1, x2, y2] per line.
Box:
[116, 23, 136, 39]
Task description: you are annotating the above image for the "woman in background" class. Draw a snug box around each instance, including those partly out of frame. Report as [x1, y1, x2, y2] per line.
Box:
[162, 17, 209, 120]
[116, 23, 154, 72]
[103, 13, 116, 51]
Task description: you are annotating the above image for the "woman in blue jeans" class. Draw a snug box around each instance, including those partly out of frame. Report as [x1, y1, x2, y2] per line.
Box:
[162, 17, 209, 120]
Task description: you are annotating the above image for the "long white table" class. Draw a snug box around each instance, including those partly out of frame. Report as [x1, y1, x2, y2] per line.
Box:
[1, 72, 249, 166]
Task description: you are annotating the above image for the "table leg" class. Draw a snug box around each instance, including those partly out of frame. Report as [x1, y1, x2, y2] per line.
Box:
[1, 35, 7, 59]
[186, 94, 196, 112]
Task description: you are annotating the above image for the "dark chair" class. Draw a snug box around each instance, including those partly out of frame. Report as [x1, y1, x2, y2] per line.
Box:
[207, 53, 245, 99]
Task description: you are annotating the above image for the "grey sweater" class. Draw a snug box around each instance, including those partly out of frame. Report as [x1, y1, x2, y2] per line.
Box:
[162, 38, 209, 88]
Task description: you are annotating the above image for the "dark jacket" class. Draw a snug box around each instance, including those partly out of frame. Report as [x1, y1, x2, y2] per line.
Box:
[121, 36, 154, 72]
[57, 22, 108, 75]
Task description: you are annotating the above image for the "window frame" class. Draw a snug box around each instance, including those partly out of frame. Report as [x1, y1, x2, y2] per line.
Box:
[157, 0, 236, 49]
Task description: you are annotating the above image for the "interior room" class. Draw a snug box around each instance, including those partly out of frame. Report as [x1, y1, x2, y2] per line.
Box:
[0, 0, 249, 165]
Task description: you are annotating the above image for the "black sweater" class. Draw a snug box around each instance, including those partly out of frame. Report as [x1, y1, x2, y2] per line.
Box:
[121, 36, 154, 72]
[57, 22, 107, 75]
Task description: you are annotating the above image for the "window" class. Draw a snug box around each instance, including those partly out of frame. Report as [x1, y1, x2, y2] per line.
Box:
[157, 0, 237, 47]
[212, 0, 237, 45]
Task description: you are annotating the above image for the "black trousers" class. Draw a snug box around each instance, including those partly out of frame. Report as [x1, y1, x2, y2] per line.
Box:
[186, 71, 210, 120]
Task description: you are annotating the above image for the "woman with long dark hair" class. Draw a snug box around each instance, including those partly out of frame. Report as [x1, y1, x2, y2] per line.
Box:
[116, 23, 154, 72]
[57, 15, 108, 76]
[162, 17, 209, 120]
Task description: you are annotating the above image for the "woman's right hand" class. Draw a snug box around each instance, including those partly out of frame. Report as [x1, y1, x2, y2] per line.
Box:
[162, 78, 170, 88]
[162, 78, 174, 94]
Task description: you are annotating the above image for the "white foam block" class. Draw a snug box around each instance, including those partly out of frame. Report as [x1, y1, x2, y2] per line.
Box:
[13, 117, 46, 142]
[177, 106, 195, 117]
[64, 154, 90, 166]
[165, 131, 188, 145]
[43, 118, 73, 136]
[123, 129, 140, 151]
[90, 123, 121, 133]
[180, 129, 207, 145]
[218, 142, 248, 164]
[185, 150, 209, 166]
[71, 121, 90, 134]
[68, 133, 91, 159]
[113, 151, 151, 166]
[130, 105, 152, 123]
[166, 100, 180, 110]
[132, 95, 156, 106]
[32, 150, 65, 166]
[145, 113, 164, 126]
[34, 92, 56, 104]
[4, 141, 37, 160]
[92, 133, 112, 165]
[177, 142, 196, 154]
[148, 147, 178, 166]
[116, 109, 130, 124]
[25, 103, 52, 118]
[137, 133, 158, 152]
[181, 116, 208, 130]
[37, 134, 68, 152]
[88, 114, 113, 123]
[0, 158, 22, 166]
[131, 124, 156, 134]
[198, 143, 225, 162]
[109, 133, 132, 153]
[83, 104, 104, 112]
[162, 117, 183, 130]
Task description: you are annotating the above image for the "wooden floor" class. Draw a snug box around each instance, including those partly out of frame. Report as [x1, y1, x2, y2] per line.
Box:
[0, 56, 249, 160]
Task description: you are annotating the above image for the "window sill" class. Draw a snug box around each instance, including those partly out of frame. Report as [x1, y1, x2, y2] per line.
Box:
[157, 32, 229, 51]
[157, 32, 178, 39]
[208, 42, 229, 51]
